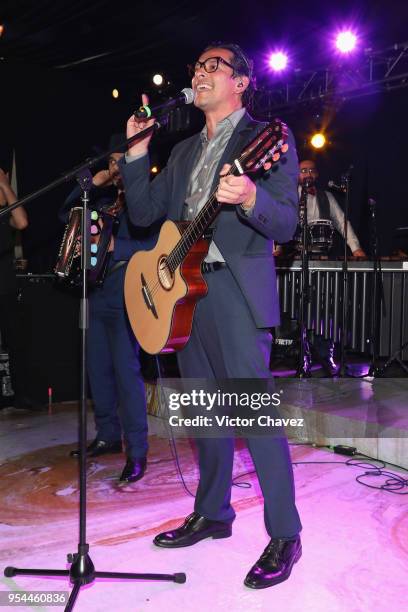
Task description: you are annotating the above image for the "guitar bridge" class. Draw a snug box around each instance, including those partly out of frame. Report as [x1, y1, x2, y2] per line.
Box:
[141, 273, 158, 319]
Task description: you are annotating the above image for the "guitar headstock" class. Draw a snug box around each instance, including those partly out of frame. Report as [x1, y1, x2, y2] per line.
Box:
[237, 119, 288, 174]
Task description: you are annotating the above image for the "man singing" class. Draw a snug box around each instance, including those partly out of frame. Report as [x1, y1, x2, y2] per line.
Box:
[120, 43, 302, 589]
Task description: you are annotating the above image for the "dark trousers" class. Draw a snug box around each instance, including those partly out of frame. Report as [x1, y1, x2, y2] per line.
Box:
[87, 301, 148, 459]
[0, 292, 27, 398]
[177, 268, 302, 539]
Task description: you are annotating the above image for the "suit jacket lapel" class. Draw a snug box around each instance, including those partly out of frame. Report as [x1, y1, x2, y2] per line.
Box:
[172, 113, 259, 221]
[210, 112, 259, 192]
[174, 134, 202, 218]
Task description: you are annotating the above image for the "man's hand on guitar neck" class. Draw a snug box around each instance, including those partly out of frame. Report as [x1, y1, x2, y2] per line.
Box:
[217, 163, 257, 212]
[126, 93, 155, 157]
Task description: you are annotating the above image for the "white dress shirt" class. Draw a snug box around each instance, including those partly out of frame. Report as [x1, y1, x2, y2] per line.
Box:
[298, 187, 361, 253]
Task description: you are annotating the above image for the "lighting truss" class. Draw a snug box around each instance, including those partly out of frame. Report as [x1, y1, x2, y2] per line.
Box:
[254, 41, 408, 116]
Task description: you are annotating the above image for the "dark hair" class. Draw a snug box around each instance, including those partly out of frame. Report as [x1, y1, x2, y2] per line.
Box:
[202, 41, 256, 108]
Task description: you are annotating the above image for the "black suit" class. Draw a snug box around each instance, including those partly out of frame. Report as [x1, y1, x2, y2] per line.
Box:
[120, 112, 302, 538]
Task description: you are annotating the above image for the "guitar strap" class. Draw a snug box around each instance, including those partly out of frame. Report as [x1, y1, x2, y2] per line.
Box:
[208, 119, 263, 231]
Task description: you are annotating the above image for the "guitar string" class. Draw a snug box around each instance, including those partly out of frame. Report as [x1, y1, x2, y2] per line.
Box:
[145, 136, 282, 300]
[144, 156, 245, 299]
[143, 127, 282, 300]
[167, 129, 280, 271]
[144, 165, 235, 300]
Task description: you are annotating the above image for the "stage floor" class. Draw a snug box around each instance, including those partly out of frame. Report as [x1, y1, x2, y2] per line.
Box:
[0, 403, 407, 612]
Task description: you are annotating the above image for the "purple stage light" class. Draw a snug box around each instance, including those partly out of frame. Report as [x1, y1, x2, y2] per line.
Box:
[335, 31, 357, 54]
[268, 51, 288, 72]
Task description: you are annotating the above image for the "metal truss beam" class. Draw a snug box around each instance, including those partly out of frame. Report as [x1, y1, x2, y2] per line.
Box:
[254, 41, 408, 116]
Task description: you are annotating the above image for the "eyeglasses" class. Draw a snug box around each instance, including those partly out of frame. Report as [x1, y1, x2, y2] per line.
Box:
[188, 56, 235, 77]
[300, 168, 317, 174]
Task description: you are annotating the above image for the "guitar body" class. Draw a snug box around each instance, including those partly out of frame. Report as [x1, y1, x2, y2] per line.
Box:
[125, 119, 288, 355]
[124, 220, 209, 354]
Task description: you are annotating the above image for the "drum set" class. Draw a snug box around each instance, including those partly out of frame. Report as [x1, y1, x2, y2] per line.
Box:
[304, 219, 334, 253]
[281, 218, 335, 256]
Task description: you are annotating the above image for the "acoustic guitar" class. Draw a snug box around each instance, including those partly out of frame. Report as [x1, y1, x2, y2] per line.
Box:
[125, 119, 288, 354]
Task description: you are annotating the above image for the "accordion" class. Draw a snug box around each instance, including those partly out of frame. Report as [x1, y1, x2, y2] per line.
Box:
[55, 194, 123, 286]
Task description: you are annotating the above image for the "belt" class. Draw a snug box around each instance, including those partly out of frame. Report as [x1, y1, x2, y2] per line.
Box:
[201, 261, 227, 274]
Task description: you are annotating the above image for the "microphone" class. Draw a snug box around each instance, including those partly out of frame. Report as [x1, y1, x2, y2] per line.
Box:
[328, 180, 346, 193]
[134, 88, 195, 119]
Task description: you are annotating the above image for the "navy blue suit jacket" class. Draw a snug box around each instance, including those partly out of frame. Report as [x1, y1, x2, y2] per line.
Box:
[120, 112, 299, 327]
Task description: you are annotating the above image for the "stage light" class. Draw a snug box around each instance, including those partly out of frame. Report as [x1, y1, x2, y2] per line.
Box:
[335, 31, 357, 54]
[112, 88, 119, 99]
[0, 25, 4, 37]
[151, 165, 159, 174]
[153, 73, 164, 86]
[268, 52, 288, 72]
[310, 133, 326, 149]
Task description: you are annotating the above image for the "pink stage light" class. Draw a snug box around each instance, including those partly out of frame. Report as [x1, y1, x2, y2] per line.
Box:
[268, 51, 288, 72]
[335, 31, 357, 53]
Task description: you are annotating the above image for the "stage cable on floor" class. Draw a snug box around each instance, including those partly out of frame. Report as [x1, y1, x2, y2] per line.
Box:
[232, 443, 408, 494]
[153, 359, 255, 493]
[345, 454, 408, 494]
[149, 376, 408, 496]
[155, 356, 195, 498]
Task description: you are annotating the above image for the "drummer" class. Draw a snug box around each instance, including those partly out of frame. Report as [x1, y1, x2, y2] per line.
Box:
[298, 159, 366, 258]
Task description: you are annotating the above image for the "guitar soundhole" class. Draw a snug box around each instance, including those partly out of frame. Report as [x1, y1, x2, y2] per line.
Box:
[157, 256, 174, 290]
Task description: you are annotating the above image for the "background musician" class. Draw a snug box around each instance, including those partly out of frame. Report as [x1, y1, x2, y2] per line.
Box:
[298, 159, 366, 375]
[60, 136, 157, 483]
[299, 159, 366, 258]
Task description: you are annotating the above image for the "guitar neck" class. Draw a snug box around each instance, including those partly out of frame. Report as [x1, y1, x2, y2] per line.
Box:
[167, 163, 241, 273]
[166, 119, 287, 274]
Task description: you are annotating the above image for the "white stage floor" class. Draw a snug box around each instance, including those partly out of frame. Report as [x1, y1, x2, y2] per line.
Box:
[0, 401, 407, 612]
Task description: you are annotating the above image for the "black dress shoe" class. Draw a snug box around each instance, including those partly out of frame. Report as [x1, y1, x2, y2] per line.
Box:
[70, 438, 122, 458]
[153, 512, 232, 548]
[244, 536, 302, 589]
[119, 457, 147, 483]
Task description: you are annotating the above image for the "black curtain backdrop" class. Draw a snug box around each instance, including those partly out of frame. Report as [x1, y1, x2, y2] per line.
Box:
[1, 59, 202, 272]
[2, 58, 408, 270]
[1, 59, 128, 271]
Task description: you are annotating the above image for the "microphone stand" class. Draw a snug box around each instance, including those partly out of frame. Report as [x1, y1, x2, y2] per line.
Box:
[367, 199, 383, 376]
[3, 121, 186, 611]
[338, 170, 351, 377]
[295, 180, 312, 378]
[0, 128, 157, 220]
